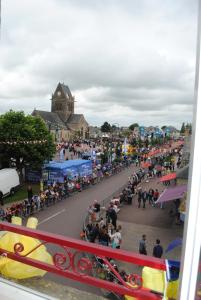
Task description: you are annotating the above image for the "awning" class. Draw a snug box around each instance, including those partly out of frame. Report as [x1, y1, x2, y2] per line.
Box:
[141, 162, 152, 169]
[160, 172, 176, 182]
[155, 164, 162, 171]
[148, 149, 160, 156]
[156, 184, 187, 203]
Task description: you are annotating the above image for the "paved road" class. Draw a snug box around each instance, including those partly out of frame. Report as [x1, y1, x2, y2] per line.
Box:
[35, 165, 136, 294]
[32, 143, 181, 295]
[37, 166, 135, 236]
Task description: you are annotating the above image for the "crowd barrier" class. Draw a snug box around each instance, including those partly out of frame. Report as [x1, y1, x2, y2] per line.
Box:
[0, 160, 134, 222]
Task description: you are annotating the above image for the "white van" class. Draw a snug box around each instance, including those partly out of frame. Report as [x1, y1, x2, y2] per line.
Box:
[0, 168, 20, 202]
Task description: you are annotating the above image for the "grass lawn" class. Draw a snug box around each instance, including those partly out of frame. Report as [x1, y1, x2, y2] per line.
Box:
[4, 183, 40, 205]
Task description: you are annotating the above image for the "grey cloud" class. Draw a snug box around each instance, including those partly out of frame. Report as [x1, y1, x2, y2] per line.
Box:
[0, 0, 197, 128]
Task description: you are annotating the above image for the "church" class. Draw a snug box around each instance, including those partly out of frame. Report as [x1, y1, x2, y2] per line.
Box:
[32, 83, 89, 141]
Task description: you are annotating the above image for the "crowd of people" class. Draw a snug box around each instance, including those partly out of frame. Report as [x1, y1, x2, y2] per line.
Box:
[56, 139, 109, 160]
[0, 138, 184, 299]
[82, 165, 165, 290]
[83, 166, 151, 249]
[0, 159, 132, 222]
[83, 141, 184, 255]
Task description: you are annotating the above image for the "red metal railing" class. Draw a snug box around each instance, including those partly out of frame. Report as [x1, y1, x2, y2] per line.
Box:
[0, 222, 166, 299]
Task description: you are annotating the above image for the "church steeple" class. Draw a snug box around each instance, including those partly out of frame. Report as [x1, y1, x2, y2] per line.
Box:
[51, 83, 75, 122]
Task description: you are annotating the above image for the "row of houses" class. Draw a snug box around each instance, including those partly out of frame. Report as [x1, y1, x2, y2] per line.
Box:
[89, 125, 180, 139]
[31, 83, 188, 142]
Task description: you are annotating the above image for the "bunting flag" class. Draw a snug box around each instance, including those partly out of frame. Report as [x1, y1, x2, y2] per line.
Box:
[0, 140, 48, 145]
[165, 259, 180, 282]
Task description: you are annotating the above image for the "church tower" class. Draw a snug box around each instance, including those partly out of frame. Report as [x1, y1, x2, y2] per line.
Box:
[51, 83, 75, 122]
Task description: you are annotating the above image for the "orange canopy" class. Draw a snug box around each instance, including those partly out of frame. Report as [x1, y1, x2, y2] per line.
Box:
[148, 149, 160, 157]
[141, 162, 152, 169]
[160, 172, 177, 182]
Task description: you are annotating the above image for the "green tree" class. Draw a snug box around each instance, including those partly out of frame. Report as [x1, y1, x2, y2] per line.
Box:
[180, 122, 185, 134]
[111, 124, 117, 131]
[161, 125, 167, 130]
[0, 111, 56, 181]
[129, 123, 139, 131]
[122, 130, 130, 138]
[101, 122, 111, 132]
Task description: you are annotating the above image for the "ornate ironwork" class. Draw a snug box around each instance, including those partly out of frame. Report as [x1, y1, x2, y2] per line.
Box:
[13, 241, 93, 275]
[0, 222, 166, 299]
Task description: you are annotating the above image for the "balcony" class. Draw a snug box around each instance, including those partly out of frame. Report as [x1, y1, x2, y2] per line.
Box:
[0, 221, 168, 300]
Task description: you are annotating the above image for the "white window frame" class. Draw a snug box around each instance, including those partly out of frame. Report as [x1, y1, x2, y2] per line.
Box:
[179, 3, 201, 299]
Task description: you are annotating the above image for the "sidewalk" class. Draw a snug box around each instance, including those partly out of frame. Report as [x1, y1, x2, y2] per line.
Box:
[116, 175, 183, 274]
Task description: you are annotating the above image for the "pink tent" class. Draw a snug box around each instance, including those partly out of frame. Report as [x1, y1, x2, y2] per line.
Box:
[157, 185, 187, 203]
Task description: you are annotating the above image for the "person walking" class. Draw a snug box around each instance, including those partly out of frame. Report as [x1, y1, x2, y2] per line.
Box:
[107, 204, 117, 230]
[27, 185, 33, 202]
[138, 188, 143, 208]
[93, 200, 101, 221]
[142, 189, 148, 209]
[153, 189, 159, 207]
[148, 188, 154, 205]
[139, 234, 147, 255]
[153, 239, 163, 258]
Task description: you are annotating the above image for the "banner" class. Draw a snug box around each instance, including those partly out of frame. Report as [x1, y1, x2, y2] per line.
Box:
[78, 162, 93, 176]
[25, 169, 42, 183]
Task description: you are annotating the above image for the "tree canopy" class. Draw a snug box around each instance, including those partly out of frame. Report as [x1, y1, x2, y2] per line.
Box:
[180, 122, 186, 134]
[180, 122, 192, 135]
[101, 121, 111, 132]
[0, 111, 56, 179]
[129, 123, 139, 131]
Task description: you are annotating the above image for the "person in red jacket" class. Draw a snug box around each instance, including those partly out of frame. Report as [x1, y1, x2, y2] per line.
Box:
[153, 189, 159, 207]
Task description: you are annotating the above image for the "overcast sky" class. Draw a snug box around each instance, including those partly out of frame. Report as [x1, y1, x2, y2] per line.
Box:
[0, 0, 198, 128]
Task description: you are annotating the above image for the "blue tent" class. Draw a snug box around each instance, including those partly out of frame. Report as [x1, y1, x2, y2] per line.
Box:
[44, 160, 92, 183]
[165, 238, 183, 253]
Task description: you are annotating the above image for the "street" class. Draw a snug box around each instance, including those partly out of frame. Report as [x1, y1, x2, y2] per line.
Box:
[36, 165, 136, 295]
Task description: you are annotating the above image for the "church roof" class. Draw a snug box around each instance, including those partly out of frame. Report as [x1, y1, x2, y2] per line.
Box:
[32, 110, 66, 128]
[60, 83, 73, 99]
[67, 114, 84, 124]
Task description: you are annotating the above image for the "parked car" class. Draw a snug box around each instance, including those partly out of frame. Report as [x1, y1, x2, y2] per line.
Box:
[0, 168, 20, 205]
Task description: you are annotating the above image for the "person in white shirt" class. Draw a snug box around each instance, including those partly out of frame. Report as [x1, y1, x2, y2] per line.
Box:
[109, 228, 122, 249]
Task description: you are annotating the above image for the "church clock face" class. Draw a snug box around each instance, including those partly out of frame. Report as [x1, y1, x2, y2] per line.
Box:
[57, 91, 61, 96]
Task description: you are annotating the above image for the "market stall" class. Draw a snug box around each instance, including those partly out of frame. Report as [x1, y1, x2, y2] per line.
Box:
[43, 160, 92, 183]
[156, 185, 187, 204]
